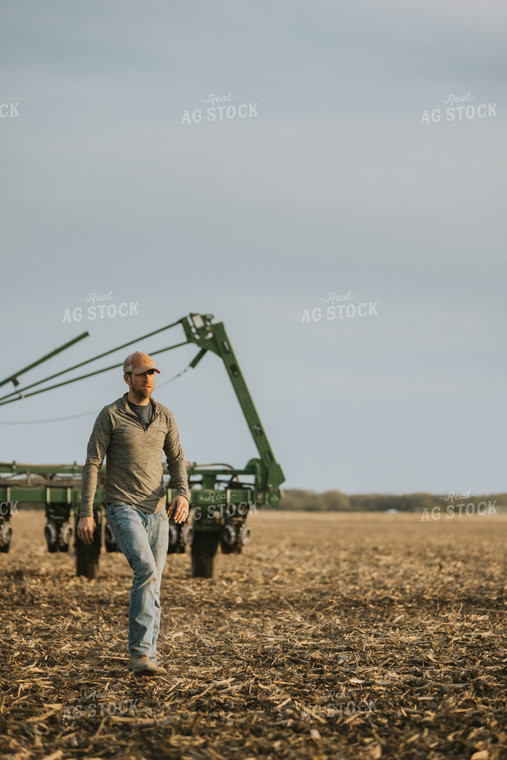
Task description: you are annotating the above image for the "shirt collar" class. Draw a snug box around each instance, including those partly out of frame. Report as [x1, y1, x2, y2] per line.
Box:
[121, 392, 159, 415]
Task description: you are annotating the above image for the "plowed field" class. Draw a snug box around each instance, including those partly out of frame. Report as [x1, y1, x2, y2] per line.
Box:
[1, 510, 506, 760]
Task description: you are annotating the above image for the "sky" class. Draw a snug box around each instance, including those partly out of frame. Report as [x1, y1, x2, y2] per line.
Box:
[0, 0, 506, 495]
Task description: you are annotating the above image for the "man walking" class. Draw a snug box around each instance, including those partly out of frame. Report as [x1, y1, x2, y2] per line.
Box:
[77, 351, 191, 677]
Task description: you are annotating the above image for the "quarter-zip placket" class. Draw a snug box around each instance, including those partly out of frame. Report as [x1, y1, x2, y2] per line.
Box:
[125, 399, 160, 433]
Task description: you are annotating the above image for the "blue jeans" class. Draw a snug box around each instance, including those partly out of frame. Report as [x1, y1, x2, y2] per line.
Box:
[105, 502, 169, 661]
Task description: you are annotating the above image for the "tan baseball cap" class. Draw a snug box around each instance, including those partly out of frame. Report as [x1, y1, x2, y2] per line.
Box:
[123, 351, 160, 375]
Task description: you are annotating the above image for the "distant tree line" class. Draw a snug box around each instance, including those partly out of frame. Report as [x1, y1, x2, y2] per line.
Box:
[278, 489, 507, 512]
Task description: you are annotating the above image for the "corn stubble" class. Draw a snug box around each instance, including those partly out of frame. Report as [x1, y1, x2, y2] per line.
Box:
[0, 510, 505, 760]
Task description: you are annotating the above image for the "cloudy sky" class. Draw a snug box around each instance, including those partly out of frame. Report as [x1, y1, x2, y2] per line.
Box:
[1, 0, 506, 495]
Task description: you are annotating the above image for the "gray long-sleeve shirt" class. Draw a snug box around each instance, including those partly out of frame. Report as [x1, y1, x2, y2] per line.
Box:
[79, 393, 191, 518]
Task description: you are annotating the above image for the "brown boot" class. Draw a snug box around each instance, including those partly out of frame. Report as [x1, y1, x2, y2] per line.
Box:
[129, 654, 167, 676]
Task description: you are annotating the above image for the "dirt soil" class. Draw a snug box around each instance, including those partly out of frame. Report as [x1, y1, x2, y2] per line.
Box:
[0, 509, 506, 760]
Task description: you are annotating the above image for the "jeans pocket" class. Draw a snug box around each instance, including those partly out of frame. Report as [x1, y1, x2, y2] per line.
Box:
[105, 503, 124, 525]
[106, 501, 127, 514]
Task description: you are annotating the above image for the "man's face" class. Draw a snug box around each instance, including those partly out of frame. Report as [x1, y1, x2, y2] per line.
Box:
[125, 369, 156, 400]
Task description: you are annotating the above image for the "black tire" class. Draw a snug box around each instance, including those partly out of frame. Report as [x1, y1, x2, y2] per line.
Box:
[76, 545, 99, 579]
[191, 531, 219, 578]
[220, 523, 237, 554]
[0, 523, 12, 552]
[75, 510, 101, 579]
[167, 524, 179, 555]
[44, 521, 58, 553]
[104, 523, 117, 553]
[59, 523, 73, 553]
[220, 539, 235, 554]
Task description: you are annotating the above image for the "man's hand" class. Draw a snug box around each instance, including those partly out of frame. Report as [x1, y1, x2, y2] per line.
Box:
[77, 516, 96, 545]
[170, 495, 190, 524]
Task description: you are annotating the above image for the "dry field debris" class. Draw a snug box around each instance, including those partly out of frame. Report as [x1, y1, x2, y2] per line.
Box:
[0, 510, 506, 760]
